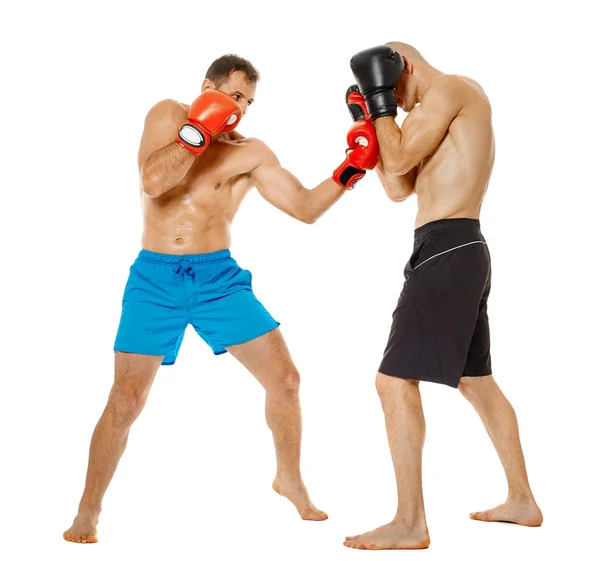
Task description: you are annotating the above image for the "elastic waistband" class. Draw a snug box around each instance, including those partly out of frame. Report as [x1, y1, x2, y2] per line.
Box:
[138, 248, 232, 264]
[415, 218, 481, 238]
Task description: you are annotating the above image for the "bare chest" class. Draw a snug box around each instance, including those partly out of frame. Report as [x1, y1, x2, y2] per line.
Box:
[175, 141, 255, 204]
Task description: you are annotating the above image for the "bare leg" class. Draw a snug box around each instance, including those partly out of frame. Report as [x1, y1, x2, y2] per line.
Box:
[459, 375, 543, 526]
[63, 352, 163, 543]
[227, 328, 327, 521]
[344, 374, 430, 550]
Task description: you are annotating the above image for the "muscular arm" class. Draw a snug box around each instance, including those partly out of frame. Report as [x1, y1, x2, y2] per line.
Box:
[376, 159, 417, 202]
[251, 142, 345, 224]
[138, 99, 195, 198]
[376, 75, 465, 176]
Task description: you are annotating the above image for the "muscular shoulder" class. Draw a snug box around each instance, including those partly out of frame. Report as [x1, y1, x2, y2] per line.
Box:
[145, 98, 187, 127]
[244, 138, 280, 168]
[431, 75, 491, 112]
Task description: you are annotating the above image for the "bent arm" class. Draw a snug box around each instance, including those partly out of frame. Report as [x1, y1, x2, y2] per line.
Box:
[376, 159, 416, 202]
[251, 142, 345, 224]
[376, 75, 465, 176]
[138, 100, 195, 198]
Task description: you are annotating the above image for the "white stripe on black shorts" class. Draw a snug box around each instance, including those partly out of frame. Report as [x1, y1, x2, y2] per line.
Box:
[379, 218, 492, 388]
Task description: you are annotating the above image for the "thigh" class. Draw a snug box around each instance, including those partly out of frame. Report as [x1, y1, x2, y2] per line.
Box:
[114, 256, 188, 364]
[416, 241, 490, 387]
[463, 257, 492, 378]
[191, 282, 280, 356]
[463, 301, 492, 378]
[226, 328, 296, 393]
[112, 351, 163, 399]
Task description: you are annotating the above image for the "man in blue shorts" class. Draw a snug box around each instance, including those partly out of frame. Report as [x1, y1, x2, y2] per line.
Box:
[64, 54, 379, 543]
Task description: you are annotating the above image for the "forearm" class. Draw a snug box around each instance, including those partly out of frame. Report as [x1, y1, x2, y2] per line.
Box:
[376, 162, 416, 202]
[374, 117, 412, 176]
[140, 143, 195, 198]
[301, 178, 346, 223]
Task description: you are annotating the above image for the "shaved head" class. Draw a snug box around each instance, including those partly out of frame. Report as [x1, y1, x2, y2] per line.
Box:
[386, 42, 428, 65]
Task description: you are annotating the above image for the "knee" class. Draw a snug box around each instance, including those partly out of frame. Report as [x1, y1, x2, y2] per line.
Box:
[107, 382, 149, 425]
[458, 377, 474, 399]
[375, 372, 418, 400]
[458, 376, 491, 404]
[270, 367, 300, 400]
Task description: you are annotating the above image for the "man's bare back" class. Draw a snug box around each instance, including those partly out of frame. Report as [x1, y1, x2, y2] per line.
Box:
[374, 43, 495, 227]
[411, 75, 495, 226]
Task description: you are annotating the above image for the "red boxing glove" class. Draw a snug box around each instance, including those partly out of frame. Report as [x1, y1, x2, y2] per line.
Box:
[346, 85, 369, 123]
[177, 90, 242, 156]
[346, 85, 379, 164]
[333, 119, 379, 189]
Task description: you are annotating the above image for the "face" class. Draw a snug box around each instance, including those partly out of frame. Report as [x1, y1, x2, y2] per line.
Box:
[394, 56, 417, 112]
[215, 70, 256, 116]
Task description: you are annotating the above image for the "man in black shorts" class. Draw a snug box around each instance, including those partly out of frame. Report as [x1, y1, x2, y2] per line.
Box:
[343, 43, 543, 550]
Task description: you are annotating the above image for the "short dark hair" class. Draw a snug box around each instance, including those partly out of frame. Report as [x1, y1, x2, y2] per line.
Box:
[205, 54, 260, 87]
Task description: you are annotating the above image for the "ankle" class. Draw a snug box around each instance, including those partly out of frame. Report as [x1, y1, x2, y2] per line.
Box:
[507, 488, 534, 503]
[392, 514, 427, 531]
[274, 471, 303, 485]
[78, 502, 101, 519]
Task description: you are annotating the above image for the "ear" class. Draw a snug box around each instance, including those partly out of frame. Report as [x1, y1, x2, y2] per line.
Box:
[402, 56, 414, 75]
[201, 79, 215, 92]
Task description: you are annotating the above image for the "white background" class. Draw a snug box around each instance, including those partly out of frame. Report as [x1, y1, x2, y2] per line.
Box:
[1, 1, 598, 559]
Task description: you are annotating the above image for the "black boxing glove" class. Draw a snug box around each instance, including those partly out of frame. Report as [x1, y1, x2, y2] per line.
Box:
[350, 45, 405, 120]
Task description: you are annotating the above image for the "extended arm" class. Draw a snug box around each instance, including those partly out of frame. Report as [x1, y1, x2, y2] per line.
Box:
[252, 144, 345, 224]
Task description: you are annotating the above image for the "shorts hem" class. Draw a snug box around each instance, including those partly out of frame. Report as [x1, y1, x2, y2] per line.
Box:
[378, 367, 460, 389]
[462, 370, 493, 378]
[113, 348, 173, 365]
[215, 321, 281, 354]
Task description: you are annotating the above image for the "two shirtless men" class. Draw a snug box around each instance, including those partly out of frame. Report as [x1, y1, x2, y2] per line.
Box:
[64, 43, 543, 550]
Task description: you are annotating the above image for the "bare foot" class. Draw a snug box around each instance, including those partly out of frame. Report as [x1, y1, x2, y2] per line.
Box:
[272, 476, 328, 521]
[344, 520, 430, 550]
[63, 511, 99, 544]
[470, 498, 543, 527]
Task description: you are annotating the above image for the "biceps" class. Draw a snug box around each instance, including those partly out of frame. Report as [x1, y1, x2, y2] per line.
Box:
[400, 112, 450, 166]
[255, 166, 306, 211]
[138, 117, 181, 169]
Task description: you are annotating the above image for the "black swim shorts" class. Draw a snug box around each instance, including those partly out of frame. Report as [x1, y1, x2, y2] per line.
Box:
[379, 218, 492, 388]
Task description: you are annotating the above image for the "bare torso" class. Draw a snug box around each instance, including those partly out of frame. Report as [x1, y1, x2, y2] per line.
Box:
[142, 136, 258, 254]
[140, 102, 263, 254]
[413, 76, 495, 228]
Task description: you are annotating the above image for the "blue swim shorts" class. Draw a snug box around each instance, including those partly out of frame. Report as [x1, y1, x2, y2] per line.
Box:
[114, 249, 280, 365]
